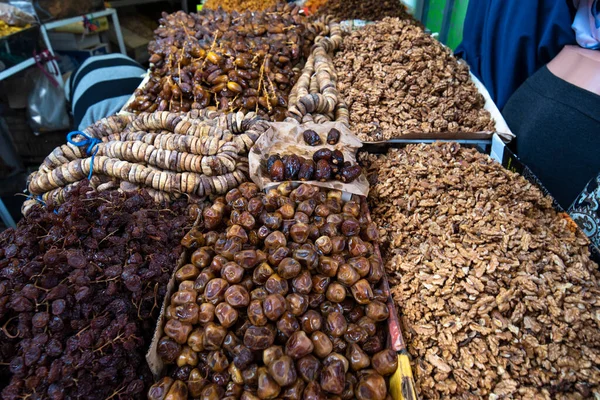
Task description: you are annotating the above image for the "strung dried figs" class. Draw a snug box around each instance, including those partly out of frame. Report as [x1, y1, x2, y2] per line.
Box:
[303, 130, 322, 146]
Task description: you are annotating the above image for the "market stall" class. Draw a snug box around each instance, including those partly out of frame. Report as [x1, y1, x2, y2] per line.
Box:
[0, 1, 598, 399]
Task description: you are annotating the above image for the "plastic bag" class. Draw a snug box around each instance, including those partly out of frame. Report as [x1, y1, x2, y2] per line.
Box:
[0, 2, 36, 26]
[27, 58, 70, 134]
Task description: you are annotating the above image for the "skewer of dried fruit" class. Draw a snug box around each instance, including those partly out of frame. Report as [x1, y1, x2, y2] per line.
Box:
[287, 19, 349, 125]
[27, 111, 265, 209]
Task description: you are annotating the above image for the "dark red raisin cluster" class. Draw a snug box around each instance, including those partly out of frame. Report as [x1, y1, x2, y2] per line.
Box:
[0, 182, 195, 399]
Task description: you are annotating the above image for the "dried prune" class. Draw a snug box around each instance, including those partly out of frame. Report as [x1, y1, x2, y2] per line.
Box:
[314, 159, 332, 182]
[340, 165, 362, 183]
[270, 159, 285, 182]
[284, 154, 302, 180]
[298, 159, 316, 181]
[331, 150, 344, 165]
[303, 130, 322, 146]
[313, 148, 332, 163]
[327, 128, 341, 145]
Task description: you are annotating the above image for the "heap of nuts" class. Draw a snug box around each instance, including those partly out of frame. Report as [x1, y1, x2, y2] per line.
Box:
[149, 182, 398, 399]
[127, 5, 318, 121]
[265, 150, 361, 183]
[362, 143, 600, 399]
[314, 0, 412, 22]
[203, 0, 282, 12]
[335, 18, 495, 141]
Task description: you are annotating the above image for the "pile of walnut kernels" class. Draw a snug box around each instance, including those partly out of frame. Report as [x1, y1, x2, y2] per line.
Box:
[336, 18, 495, 141]
[361, 143, 600, 399]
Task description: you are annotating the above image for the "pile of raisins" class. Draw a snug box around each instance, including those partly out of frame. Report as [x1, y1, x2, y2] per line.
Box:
[0, 182, 196, 399]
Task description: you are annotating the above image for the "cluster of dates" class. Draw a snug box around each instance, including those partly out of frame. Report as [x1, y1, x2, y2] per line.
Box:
[266, 149, 362, 184]
[0, 182, 195, 399]
[149, 182, 397, 399]
[127, 4, 316, 121]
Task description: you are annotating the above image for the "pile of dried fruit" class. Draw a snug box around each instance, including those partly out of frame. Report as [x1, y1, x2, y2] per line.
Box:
[287, 19, 349, 124]
[0, 182, 196, 399]
[336, 18, 495, 141]
[362, 143, 600, 399]
[203, 0, 281, 12]
[25, 110, 266, 211]
[127, 5, 318, 121]
[149, 183, 397, 399]
[315, 0, 411, 22]
[265, 149, 362, 183]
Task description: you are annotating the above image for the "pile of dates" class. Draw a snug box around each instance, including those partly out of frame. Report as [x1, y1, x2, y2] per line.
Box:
[265, 150, 362, 183]
[127, 4, 317, 121]
[149, 182, 398, 400]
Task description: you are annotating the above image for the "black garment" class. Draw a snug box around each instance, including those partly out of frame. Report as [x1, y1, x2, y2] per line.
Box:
[454, 0, 576, 110]
[503, 66, 600, 209]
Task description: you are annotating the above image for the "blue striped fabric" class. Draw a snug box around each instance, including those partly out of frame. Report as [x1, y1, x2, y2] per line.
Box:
[66, 53, 145, 131]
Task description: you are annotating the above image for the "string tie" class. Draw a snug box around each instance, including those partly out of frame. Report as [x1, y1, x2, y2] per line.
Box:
[67, 131, 101, 180]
